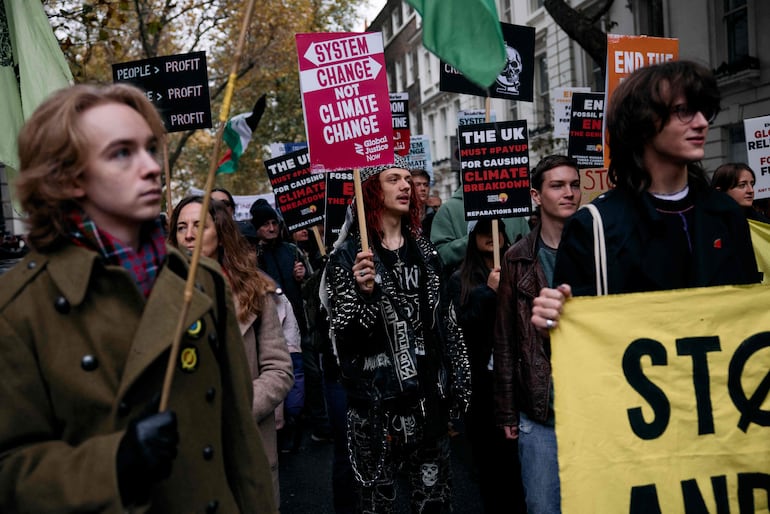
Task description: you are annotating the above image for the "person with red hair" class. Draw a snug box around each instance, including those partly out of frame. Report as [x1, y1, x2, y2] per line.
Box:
[323, 155, 470, 513]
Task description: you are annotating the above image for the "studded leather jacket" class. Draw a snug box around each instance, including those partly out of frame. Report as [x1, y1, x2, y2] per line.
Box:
[326, 230, 470, 420]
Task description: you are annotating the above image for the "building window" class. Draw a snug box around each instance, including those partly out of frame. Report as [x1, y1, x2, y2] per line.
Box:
[410, 50, 419, 85]
[535, 54, 551, 129]
[728, 124, 748, 163]
[530, 0, 544, 13]
[501, 0, 513, 23]
[424, 51, 432, 84]
[440, 108, 448, 158]
[405, 52, 413, 86]
[510, 103, 518, 121]
[636, 0, 664, 36]
[724, 0, 748, 63]
[393, 4, 403, 30]
[387, 62, 396, 92]
[428, 114, 437, 157]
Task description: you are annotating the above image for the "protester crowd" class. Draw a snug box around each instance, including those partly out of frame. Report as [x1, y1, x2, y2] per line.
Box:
[0, 60, 766, 514]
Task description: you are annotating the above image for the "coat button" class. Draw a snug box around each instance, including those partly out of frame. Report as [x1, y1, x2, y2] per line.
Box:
[54, 296, 70, 314]
[27, 261, 37, 269]
[203, 445, 214, 460]
[117, 402, 130, 416]
[208, 332, 217, 344]
[205, 387, 216, 402]
[81, 355, 98, 371]
[206, 500, 219, 513]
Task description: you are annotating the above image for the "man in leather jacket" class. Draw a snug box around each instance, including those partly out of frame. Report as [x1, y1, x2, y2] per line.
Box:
[493, 155, 581, 514]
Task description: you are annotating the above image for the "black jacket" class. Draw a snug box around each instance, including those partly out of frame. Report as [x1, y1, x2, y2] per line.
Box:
[326, 230, 470, 435]
[555, 185, 761, 296]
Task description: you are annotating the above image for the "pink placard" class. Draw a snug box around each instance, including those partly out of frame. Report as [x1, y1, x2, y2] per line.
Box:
[296, 32, 394, 171]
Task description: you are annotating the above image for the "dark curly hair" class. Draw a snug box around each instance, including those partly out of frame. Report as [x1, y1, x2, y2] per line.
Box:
[607, 60, 720, 193]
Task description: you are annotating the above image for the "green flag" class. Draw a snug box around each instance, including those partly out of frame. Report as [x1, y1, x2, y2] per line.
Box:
[406, 0, 505, 88]
[0, 0, 73, 171]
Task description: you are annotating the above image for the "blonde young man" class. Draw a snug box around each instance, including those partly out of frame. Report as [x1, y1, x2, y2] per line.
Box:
[0, 84, 276, 513]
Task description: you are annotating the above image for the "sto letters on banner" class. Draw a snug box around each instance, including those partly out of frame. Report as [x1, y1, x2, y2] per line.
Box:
[551, 284, 770, 513]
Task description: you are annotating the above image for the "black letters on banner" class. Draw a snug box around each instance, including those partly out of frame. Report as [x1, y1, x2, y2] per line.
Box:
[676, 336, 721, 435]
[629, 484, 662, 514]
[630, 473, 770, 513]
[623, 338, 670, 440]
[625, 331, 770, 438]
[728, 332, 770, 432]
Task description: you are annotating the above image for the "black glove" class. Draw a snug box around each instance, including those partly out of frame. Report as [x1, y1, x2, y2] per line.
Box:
[116, 408, 179, 505]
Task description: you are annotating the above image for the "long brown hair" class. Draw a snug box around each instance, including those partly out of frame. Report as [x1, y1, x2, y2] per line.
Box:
[458, 219, 510, 304]
[16, 83, 166, 251]
[168, 196, 274, 322]
[361, 169, 423, 242]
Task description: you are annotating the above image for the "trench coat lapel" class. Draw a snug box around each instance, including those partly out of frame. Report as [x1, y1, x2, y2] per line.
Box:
[117, 263, 213, 399]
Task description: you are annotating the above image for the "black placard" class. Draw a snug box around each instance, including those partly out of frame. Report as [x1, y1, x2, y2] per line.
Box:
[567, 92, 605, 169]
[324, 170, 354, 245]
[264, 149, 326, 233]
[458, 120, 531, 220]
[112, 51, 212, 132]
[440, 23, 535, 101]
[390, 92, 410, 156]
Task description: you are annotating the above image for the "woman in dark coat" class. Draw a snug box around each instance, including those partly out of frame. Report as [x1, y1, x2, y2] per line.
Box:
[448, 219, 526, 514]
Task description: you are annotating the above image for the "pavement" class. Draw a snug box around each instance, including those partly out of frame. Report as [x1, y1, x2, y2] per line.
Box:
[278, 421, 484, 513]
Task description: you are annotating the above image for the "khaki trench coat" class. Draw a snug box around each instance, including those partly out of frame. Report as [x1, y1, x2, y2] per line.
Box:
[0, 244, 277, 514]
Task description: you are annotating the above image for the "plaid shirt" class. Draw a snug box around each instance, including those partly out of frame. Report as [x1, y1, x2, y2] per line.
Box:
[67, 209, 167, 298]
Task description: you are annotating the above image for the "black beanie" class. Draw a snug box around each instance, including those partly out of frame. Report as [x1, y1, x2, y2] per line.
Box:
[250, 199, 278, 228]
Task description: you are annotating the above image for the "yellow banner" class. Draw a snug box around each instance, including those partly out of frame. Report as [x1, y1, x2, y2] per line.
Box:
[750, 219, 770, 285]
[552, 284, 770, 513]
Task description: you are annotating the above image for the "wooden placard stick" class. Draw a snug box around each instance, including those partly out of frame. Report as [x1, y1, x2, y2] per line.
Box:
[163, 137, 172, 222]
[311, 225, 326, 257]
[485, 96, 501, 270]
[353, 167, 368, 252]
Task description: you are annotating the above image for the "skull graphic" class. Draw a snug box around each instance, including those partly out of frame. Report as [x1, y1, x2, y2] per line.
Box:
[420, 462, 439, 487]
[496, 45, 523, 94]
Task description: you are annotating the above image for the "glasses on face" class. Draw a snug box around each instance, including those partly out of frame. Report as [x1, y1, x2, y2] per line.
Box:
[670, 104, 717, 124]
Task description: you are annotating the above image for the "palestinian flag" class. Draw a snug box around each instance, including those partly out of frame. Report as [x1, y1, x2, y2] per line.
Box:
[216, 112, 253, 174]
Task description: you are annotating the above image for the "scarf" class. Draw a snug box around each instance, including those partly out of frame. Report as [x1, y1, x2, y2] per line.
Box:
[66, 208, 167, 298]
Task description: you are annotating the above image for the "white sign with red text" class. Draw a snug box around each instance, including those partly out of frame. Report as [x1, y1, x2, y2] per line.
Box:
[296, 32, 394, 171]
[744, 115, 770, 199]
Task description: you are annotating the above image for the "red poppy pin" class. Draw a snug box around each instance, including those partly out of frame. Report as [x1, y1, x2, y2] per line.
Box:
[713, 239, 722, 249]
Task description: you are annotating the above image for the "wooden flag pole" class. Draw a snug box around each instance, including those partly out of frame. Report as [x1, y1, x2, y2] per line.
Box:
[160, 0, 258, 412]
[485, 96, 501, 270]
[163, 137, 172, 223]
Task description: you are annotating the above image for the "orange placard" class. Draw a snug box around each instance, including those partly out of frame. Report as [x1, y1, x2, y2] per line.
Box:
[603, 35, 679, 168]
